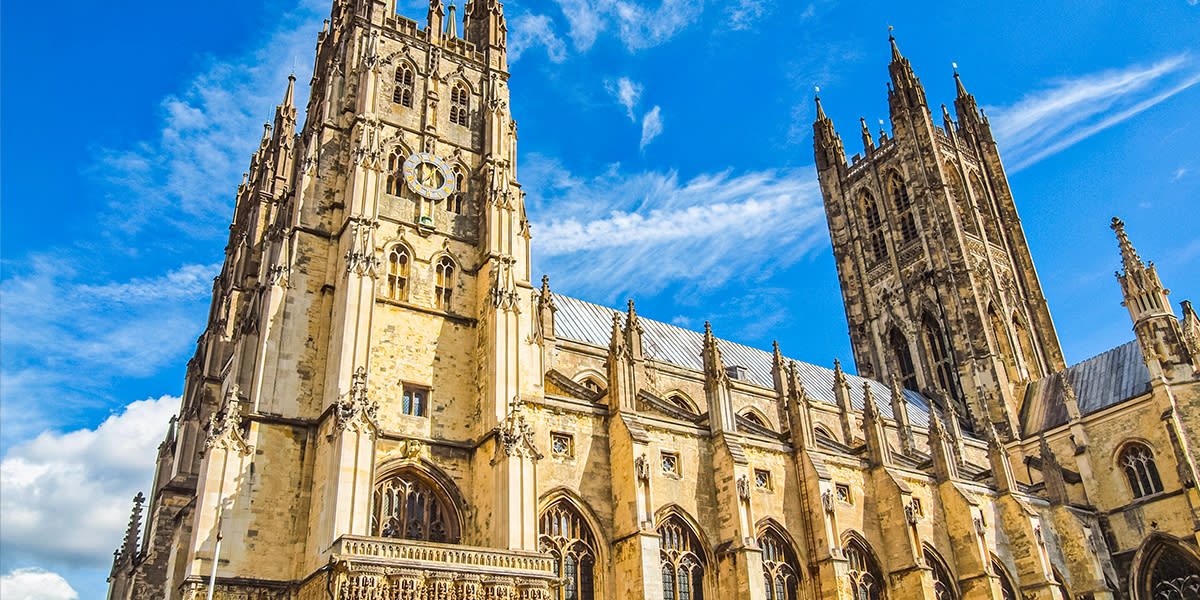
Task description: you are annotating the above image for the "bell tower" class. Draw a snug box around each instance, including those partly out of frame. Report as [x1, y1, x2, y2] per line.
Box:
[813, 34, 1065, 436]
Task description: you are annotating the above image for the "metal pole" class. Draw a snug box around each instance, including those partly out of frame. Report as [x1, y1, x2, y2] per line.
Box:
[206, 513, 223, 600]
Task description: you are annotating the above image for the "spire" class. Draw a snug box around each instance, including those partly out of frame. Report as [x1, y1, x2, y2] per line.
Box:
[283, 73, 295, 107]
[1111, 217, 1145, 276]
[624, 299, 644, 360]
[886, 28, 927, 111]
[812, 87, 847, 171]
[832, 359, 855, 443]
[953, 66, 968, 98]
[928, 409, 960, 481]
[952, 64, 985, 132]
[702, 321, 727, 381]
[889, 375, 915, 455]
[446, 1, 458, 38]
[860, 117, 875, 152]
[121, 492, 146, 560]
[861, 382, 892, 466]
[608, 312, 626, 356]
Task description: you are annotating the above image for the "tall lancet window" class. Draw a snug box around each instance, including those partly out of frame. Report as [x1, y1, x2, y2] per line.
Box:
[450, 83, 469, 126]
[889, 172, 918, 243]
[890, 328, 918, 392]
[922, 315, 960, 408]
[759, 527, 799, 600]
[862, 191, 888, 264]
[539, 500, 598, 600]
[925, 548, 958, 600]
[845, 538, 883, 600]
[970, 174, 1002, 243]
[946, 165, 978, 237]
[434, 256, 455, 309]
[386, 246, 410, 300]
[394, 64, 414, 108]
[659, 516, 706, 600]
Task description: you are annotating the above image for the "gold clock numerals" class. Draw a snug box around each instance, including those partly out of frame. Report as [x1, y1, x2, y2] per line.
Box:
[402, 152, 455, 200]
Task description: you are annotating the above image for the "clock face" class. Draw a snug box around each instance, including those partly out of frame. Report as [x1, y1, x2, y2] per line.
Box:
[402, 152, 456, 200]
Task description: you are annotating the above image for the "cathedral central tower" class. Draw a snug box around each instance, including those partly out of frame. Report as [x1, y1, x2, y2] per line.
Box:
[813, 36, 1066, 435]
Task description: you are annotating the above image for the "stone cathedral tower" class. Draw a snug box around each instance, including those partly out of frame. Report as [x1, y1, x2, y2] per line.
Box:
[813, 35, 1066, 436]
[108, 1, 558, 598]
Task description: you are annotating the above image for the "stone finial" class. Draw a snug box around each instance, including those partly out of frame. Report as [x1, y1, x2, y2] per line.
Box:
[538, 275, 555, 310]
[607, 312, 626, 355]
[121, 492, 146, 560]
[860, 117, 875, 151]
[445, 1, 458, 38]
[953, 67, 969, 98]
[624, 299, 644, 360]
[888, 26, 902, 61]
[814, 90, 828, 121]
[889, 375, 915, 455]
[1062, 377, 1082, 422]
[1039, 436, 1069, 505]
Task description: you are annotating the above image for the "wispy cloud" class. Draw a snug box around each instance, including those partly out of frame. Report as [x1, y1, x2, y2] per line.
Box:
[509, 12, 569, 63]
[607, 77, 644, 121]
[90, 3, 325, 242]
[524, 154, 826, 300]
[0, 260, 216, 439]
[986, 54, 1200, 171]
[1, 395, 178, 569]
[640, 106, 664, 149]
[550, 0, 706, 53]
[1172, 167, 1188, 181]
[726, 0, 770, 30]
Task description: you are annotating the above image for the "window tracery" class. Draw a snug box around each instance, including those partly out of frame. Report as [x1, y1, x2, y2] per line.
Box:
[845, 538, 883, 600]
[394, 64, 414, 108]
[1141, 539, 1200, 599]
[386, 246, 410, 300]
[970, 175, 1001, 243]
[450, 83, 469, 127]
[862, 191, 888, 264]
[539, 500, 597, 600]
[659, 516, 706, 600]
[434, 256, 455, 310]
[924, 549, 957, 600]
[991, 558, 1017, 600]
[922, 315, 961, 410]
[759, 527, 799, 600]
[1120, 443, 1164, 499]
[889, 173, 917, 243]
[890, 328, 918, 392]
[372, 469, 459, 543]
[946, 166, 978, 237]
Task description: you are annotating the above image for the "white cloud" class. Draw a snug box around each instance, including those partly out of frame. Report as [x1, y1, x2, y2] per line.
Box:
[986, 54, 1200, 171]
[550, 0, 705, 53]
[508, 13, 568, 63]
[640, 106, 664, 150]
[607, 77, 644, 121]
[1172, 167, 1187, 182]
[0, 396, 179, 569]
[726, 0, 769, 30]
[0, 568, 79, 600]
[523, 154, 825, 300]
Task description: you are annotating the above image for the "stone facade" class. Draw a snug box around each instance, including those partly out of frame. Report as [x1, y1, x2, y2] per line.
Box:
[107, 2, 1200, 600]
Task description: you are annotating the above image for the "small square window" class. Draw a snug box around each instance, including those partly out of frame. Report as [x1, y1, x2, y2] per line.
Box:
[661, 451, 680, 476]
[401, 385, 429, 417]
[551, 432, 573, 458]
[911, 498, 923, 516]
[754, 469, 772, 490]
[835, 483, 852, 504]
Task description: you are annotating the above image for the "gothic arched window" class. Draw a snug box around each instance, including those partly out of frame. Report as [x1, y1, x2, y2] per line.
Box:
[394, 64, 415, 108]
[862, 191, 888, 264]
[845, 538, 883, 600]
[888, 173, 917, 243]
[434, 256, 455, 310]
[1011, 314, 1039, 380]
[386, 246, 410, 300]
[924, 548, 957, 600]
[988, 304, 1019, 385]
[450, 169, 465, 215]
[890, 328, 918, 392]
[539, 500, 598, 600]
[1138, 538, 1200, 599]
[450, 83, 469, 127]
[372, 468, 460, 543]
[666, 394, 697, 415]
[760, 527, 799, 600]
[659, 515, 706, 600]
[922, 316, 960, 408]
[1119, 442, 1164, 499]
[969, 175, 1001, 243]
[387, 151, 404, 195]
[990, 558, 1017, 600]
[740, 410, 769, 429]
[946, 166, 978, 237]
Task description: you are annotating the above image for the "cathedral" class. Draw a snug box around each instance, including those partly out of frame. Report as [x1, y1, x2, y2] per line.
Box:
[106, 1, 1200, 599]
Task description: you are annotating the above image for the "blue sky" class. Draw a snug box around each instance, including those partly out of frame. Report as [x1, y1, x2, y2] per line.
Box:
[2, 0, 1198, 598]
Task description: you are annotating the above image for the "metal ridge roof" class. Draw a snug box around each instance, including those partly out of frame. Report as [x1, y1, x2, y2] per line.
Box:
[552, 294, 932, 427]
[1020, 339, 1151, 436]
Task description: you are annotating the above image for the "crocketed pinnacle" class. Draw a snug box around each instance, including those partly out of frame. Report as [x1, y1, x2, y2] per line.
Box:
[1111, 217, 1144, 275]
